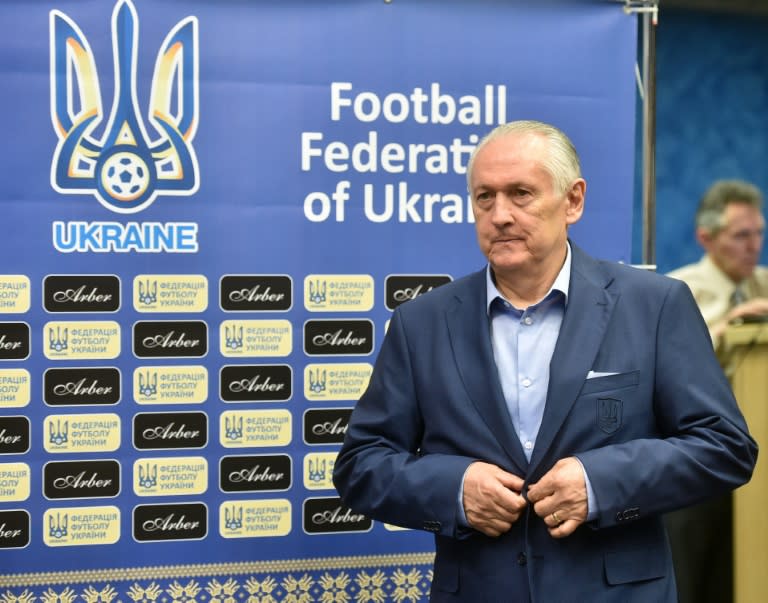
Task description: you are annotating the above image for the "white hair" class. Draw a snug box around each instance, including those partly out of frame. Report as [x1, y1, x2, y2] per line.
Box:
[466, 120, 581, 195]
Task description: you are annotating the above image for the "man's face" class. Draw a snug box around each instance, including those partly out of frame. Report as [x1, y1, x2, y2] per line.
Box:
[701, 202, 766, 282]
[469, 133, 584, 278]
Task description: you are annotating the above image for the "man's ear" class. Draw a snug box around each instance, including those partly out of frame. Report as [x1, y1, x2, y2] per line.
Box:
[696, 226, 714, 251]
[565, 179, 586, 225]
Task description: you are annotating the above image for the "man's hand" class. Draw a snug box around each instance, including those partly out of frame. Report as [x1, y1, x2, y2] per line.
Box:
[712, 297, 768, 340]
[527, 457, 588, 538]
[730, 297, 768, 321]
[463, 461, 526, 537]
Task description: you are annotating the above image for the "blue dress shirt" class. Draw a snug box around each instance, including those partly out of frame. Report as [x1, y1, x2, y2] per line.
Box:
[458, 243, 597, 525]
[486, 258, 569, 461]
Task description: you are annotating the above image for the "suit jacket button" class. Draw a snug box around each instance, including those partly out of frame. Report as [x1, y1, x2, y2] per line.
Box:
[517, 553, 527, 566]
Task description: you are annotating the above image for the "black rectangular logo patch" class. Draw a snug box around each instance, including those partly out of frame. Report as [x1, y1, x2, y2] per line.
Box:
[0, 510, 30, 548]
[44, 275, 120, 312]
[0, 323, 29, 360]
[133, 412, 208, 450]
[133, 321, 208, 358]
[598, 398, 623, 434]
[220, 275, 292, 312]
[0, 416, 30, 454]
[44, 459, 120, 499]
[303, 408, 352, 445]
[303, 497, 372, 534]
[385, 275, 452, 310]
[219, 364, 292, 402]
[303, 320, 373, 356]
[219, 454, 292, 492]
[133, 503, 207, 542]
[44, 367, 121, 406]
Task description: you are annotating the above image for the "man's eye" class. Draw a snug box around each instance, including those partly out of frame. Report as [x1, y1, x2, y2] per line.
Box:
[733, 230, 764, 241]
[510, 189, 533, 203]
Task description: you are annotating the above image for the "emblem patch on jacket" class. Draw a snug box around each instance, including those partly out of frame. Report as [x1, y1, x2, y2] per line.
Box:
[597, 398, 622, 434]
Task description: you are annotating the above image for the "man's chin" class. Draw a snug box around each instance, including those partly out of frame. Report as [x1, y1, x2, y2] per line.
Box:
[488, 255, 529, 274]
[739, 264, 758, 280]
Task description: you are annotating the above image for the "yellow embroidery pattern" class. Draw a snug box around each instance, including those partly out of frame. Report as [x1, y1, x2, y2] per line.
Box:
[0, 553, 435, 603]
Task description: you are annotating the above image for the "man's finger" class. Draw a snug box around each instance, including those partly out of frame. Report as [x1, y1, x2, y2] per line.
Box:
[547, 519, 578, 538]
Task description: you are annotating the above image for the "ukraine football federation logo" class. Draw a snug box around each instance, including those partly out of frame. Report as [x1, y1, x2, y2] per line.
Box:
[49, 0, 199, 213]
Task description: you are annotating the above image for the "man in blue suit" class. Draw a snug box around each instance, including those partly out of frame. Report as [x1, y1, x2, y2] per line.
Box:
[332, 120, 757, 602]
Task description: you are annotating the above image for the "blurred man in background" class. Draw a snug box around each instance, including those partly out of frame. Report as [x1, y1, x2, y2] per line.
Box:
[666, 178, 768, 603]
[668, 179, 768, 346]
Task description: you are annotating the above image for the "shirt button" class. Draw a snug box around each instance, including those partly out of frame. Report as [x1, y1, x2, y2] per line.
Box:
[524, 441, 533, 450]
[523, 316, 533, 325]
[521, 378, 532, 388]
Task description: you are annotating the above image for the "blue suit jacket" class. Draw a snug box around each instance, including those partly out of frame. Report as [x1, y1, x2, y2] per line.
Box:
[333, 244, 757, 602]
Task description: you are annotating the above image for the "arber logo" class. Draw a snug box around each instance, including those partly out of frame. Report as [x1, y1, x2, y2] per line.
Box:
[133, 321, 208, 358]
[303, 319, 374, 356]
[133, 503, 207, 542]
[0, 510, 30, 549]
[133, 412, 208, 450]
[220, 276, 293, 312]
[0, 417, 30, 455]
[303, 497, 372, 534]
[44, 275, 120, 313]
[49, 0, 199, 213]
[44, 367, 121, 406]
[0, 323, 30, 361]
[44, 460, 120, 500]
[219, 455, 292, 493]
[303, 408, 352, 445]
[385, 275, 452, 310]
[219, 365, 292, 403]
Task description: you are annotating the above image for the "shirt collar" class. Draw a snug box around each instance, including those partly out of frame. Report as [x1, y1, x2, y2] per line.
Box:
[485, 242, 572, 314]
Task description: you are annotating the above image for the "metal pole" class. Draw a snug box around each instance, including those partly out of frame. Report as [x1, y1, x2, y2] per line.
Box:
[641, 5, 658, 268]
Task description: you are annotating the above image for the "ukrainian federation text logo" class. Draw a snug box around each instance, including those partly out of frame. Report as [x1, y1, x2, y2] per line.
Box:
[49, 0, 199, 213]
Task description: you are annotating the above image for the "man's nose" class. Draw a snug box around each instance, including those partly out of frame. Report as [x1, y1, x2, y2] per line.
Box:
[747, 232, 764, 253]
[490, 195, 515, 225]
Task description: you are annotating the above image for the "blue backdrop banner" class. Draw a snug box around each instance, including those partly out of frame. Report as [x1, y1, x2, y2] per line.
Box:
[0, 1, 636, 600]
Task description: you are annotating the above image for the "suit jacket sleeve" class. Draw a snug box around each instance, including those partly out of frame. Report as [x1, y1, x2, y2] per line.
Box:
[332, 306, 476, 537]
[575, 278, 758, 528]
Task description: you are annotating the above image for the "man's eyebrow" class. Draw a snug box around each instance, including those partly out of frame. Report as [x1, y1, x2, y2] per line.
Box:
[730, 227, 765, 236]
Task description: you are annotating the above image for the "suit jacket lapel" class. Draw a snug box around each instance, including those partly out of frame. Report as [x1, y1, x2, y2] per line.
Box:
[446, 270, 529, 474]
[528, 245, 618, 474]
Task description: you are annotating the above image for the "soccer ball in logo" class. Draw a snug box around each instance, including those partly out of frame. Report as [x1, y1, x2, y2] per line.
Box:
[100, 152, 151, 202]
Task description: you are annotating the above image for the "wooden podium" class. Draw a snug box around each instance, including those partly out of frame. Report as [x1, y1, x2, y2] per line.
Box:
[722, 323, 768, 603]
